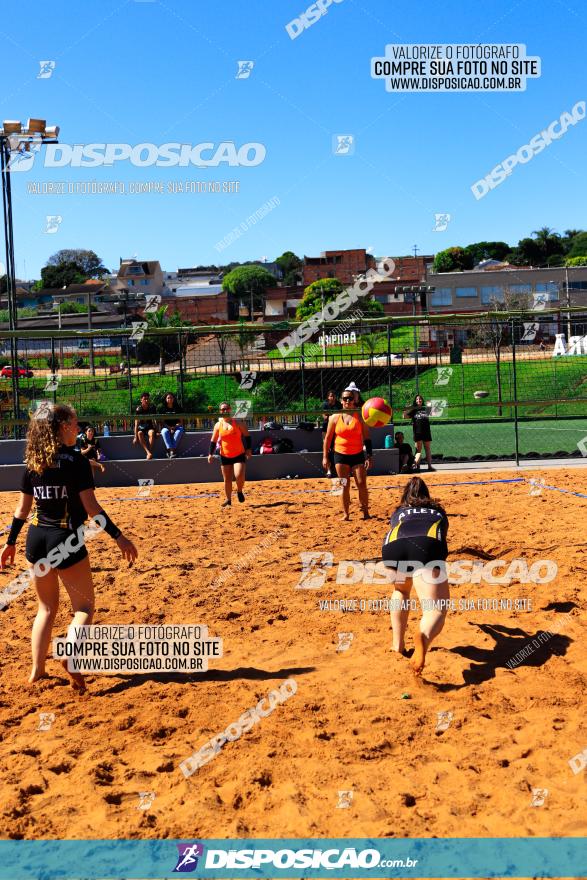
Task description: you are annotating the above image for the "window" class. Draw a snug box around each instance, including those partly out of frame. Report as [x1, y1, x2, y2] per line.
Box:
[141, 279, 149, 286]
[510, 284, 531, 294]
[128, 279, 134, 287]
[481, 286, 504, 304]
[456, 287, 477, 298]
[374, 293, 388, 304]
[127, 266, 143, 276]
[430, 288, 451, 306]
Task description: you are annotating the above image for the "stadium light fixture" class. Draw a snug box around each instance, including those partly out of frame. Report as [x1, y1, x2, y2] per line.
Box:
[1, 120, 22, 134]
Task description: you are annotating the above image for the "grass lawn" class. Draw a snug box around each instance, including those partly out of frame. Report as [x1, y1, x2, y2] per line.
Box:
[266, 327, 419, 360]
[394, 418, 587, 459]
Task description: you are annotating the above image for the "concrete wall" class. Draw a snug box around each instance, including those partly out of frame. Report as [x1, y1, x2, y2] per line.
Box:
[0, 427, 399, 492]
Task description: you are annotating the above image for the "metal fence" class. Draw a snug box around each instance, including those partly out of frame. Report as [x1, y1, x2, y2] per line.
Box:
[1, 309, 586, 461]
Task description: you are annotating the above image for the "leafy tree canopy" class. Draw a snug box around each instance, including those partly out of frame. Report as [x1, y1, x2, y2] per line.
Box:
[296, 278, 383, 322]
[222, 265, 276, 298]
[47, 249, 109, 277]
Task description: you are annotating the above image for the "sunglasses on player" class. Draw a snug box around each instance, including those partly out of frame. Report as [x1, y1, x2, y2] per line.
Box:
[341, 396, 354, 402]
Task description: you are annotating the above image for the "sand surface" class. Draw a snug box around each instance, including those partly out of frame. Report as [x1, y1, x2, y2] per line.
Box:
[0, 468, 585, 843]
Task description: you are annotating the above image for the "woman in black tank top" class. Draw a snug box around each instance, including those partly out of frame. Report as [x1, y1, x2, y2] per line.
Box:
[382, 477, 450, 674]
[0, 402, 138, 692]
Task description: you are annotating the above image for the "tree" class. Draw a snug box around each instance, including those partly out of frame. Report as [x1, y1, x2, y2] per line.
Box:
[531, 227, 563, 262]
[463, 241, 511, 266]
[40, 261, 87, 289]
[432, 247, 473, 273]
[565, 255, 587, 267]
[222, 265, 275, 317]
[275, 251, 303, 286]
[143, 306, 173, 374]
[360, 332, 380, 365]
[566, 232, 587, 259]
[47, 250, 108, 277]
[562, 229, 583, 253]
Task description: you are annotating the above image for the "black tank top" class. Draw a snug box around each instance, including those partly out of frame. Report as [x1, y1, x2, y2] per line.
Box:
[21, 446, 94, 530]
[385, 505, 449, 544]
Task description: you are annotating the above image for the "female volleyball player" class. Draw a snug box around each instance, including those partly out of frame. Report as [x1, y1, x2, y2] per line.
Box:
[0, 402, 138, 691]
[323, 390, 372, 520]
[403, 394, 435, 472]
[208, 402, 252, 507]
[382, 477, 449, 674]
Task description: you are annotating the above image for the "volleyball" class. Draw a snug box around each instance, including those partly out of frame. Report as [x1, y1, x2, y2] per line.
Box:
[361, 397, 392, 427]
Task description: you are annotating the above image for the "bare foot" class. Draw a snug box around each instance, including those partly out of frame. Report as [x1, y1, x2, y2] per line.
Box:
[362, 510, 371, 520]
[61, 659, 87, 693]
[391, 645, 407, 656]
[411, 630, 429, 675]
[146, 452, 153, 461]
[341, 513, 350, 521]
[28, 670, 48, 684]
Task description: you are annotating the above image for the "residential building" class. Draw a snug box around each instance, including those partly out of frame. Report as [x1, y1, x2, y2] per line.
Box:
[426, 264, 587, 313]
[112, 259, 166, 297]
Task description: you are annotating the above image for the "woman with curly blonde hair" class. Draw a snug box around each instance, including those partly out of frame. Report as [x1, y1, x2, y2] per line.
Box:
[0, 402, 137, 691]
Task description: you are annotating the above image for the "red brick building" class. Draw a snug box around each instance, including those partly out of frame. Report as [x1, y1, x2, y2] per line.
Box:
[302, 249, 376, 286]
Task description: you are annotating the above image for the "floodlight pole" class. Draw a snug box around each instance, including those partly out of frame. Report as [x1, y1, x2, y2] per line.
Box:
[0, 120, 59, 431]
[0, 136, 20, 427]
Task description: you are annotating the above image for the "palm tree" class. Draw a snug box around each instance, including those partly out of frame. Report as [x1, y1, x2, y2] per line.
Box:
[361, 332, 379, 365]
[145, 305, 170, 374]
[531, 227, 562, 261]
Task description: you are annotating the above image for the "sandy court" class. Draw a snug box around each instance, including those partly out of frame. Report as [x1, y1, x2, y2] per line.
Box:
[0, 468, 585, 842]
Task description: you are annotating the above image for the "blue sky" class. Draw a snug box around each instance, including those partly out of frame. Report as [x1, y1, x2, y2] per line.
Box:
[0, 0, 584, 278]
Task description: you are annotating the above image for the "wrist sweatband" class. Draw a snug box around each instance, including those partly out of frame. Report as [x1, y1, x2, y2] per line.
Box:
[6, 517, 26, 546]
[209, 442, 216, 455]
[97, 509, 122, 540]
[364, 439, 373, 456]
[243, 436, 251, 450]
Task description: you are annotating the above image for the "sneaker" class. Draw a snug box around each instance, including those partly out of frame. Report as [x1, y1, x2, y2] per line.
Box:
[237, 491, 245, 503]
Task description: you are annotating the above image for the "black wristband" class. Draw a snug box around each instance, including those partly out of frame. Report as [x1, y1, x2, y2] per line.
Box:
[364, 439, 373, 456]
[209, 442, 216, 455]
[96, 509, 122, 540]
[6, 517, 26, 546]
[243, 435, 251, 450]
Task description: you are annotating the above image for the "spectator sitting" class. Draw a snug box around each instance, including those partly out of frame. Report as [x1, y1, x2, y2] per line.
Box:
[133, 391, 158, 460]
[393, 431, 414, 473]
[159, 391, 184, 459]
[77, 425, 106, 474]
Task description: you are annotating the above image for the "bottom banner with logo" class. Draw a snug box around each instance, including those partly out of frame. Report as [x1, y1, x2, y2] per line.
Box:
[0, 838, 584, 878]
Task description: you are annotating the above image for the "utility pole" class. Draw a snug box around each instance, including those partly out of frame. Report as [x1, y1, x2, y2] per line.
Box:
[412, 245, 420, 258]
[87, 289, 95, 376]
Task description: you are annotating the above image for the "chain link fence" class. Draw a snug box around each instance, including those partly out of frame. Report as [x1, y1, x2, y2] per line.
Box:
[1, 310, 586, 461]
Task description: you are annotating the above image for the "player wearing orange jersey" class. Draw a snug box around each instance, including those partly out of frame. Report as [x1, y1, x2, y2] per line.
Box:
[208, 402, 252, 507]
[322, 391, 372, 521]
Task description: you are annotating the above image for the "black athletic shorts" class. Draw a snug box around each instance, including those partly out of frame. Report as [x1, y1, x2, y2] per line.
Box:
[413, 427, 432, 443]
[25, 524, 88, 571]
[334, 451, 366, 468]
[381, 536, 448, 567]
[220, 453, 247, 466]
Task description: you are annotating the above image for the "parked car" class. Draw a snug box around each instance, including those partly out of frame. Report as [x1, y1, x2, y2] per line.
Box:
[1, 366, 34, 378]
